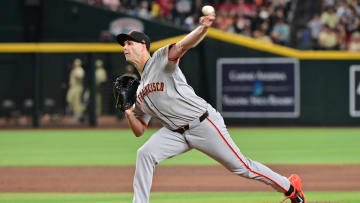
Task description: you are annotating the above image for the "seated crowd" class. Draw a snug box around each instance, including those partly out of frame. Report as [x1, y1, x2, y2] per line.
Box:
[80, 0, 360, 51]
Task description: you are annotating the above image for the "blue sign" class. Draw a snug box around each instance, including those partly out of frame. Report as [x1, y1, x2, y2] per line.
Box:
[217, 58, 300, 118]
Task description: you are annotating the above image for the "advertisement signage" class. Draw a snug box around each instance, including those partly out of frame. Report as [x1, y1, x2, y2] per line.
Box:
[217, 58, 300, 118]
[350, 65, 360, 117]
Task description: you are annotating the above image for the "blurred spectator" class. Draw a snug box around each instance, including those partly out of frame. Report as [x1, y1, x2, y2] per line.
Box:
[308, 14, 323, 46]
[240, 23, 253, 36]
[194, 0, 203, 12]
[253, 29, 272, 43]
[345, 7, 359, 32]
[158, 0, 174, 21]
[123, 64, 139, 79]
[238, 0, 258, 31]
[320, 6, 339, 28]
[354, 17, 360, 32]
[43, 98, 56, 122]
[269, 7, 286, 28]
[174, 0, 192, 25]
[335, 0, 351, 17]
[126, 5, 138, 16]
[323, 0, 336, 8]
[229, 12, 251, 33]
[271, 0, 290, 8]
[215, 10, 234, 31]
[352, 0, 360, 15]
[66, 58, 85, 122]
[22, 99, 33, 124]
[219, 0, 238, 14]
[258, 6, 270, 21]
[1, 99, 19, 125]
[318, 25, 338, 49]
[236, 0, 256, 17]
[259, 20, 271, 35]
[271, 0, 292, 21]
[348, 31, 360, 51]
[271, 18, 290, 45]
[102, 0, 120, 11]
[151, 0, 161, 19]
[95, 59, 107, 116]
[336, 24, 348, 50]
[296, 26, 312, 50]
[82, 59, 108, 117]
[184, 13, 200, 30]
[137, 0, 153, 19]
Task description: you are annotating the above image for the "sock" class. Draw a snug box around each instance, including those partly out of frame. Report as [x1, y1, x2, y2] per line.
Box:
[285, 185, 294, 196]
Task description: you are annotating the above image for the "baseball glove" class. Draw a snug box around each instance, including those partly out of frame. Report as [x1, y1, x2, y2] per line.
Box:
[113, 74, 140, 111]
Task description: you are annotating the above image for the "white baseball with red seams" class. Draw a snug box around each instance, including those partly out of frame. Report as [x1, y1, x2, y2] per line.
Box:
[131, 44, 291, 203]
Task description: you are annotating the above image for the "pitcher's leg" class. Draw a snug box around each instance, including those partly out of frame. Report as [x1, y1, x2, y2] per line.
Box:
[133, 127, 190, 203]
[187, 108, 290, 193]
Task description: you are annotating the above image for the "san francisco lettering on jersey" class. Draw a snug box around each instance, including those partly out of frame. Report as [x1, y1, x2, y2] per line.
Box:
[137, 82, 164, 104]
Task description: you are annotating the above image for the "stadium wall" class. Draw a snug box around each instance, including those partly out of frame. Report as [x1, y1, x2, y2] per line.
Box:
[1, 0, 360, 126]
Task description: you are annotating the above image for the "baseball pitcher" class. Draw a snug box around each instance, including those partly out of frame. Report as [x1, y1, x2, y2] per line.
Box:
[113, 12, 305, 203]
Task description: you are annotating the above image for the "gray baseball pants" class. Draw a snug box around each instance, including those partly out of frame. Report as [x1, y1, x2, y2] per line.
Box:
[132, 106, 290, 203]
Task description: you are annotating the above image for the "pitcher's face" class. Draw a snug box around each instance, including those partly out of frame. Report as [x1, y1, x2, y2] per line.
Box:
[123, 40, 146, 63]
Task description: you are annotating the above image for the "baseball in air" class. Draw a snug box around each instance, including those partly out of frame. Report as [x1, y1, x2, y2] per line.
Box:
[202, 5, 215, 16]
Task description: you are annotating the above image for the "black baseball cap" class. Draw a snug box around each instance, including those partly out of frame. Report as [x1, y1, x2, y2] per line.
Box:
[116, 31, 150, 51]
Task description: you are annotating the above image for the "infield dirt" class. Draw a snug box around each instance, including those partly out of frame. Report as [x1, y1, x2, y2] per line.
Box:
[0, 164, 359, 192]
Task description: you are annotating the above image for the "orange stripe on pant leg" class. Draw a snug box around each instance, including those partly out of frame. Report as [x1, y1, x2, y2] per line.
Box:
[205, 117, 287, 192]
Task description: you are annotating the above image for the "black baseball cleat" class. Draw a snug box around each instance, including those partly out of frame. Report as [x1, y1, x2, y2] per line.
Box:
[284, 174, 305, 203]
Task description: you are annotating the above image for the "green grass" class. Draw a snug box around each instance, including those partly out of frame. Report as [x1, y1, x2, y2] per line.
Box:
[0, 192, 359, 203]
[0, 128, 360, 166]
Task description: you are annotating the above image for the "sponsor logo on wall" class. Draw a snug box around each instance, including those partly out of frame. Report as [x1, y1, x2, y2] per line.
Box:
[109, 18, 144, 36]
[349, 65, 360, 117]
[216, 58, 300, 118]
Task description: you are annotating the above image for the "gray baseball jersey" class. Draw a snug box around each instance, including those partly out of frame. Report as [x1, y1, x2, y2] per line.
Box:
[131, 45, 291, 203]
[134, 45, 207, 130]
